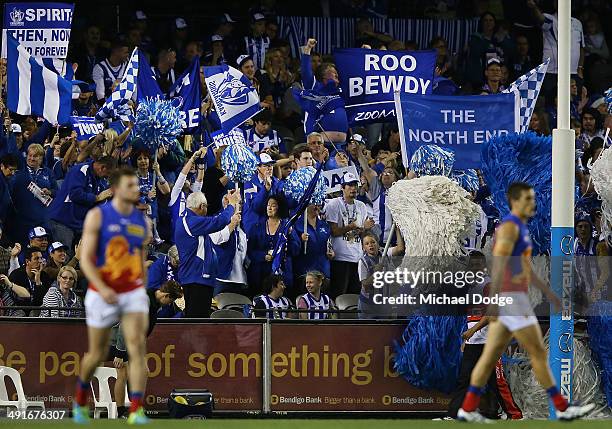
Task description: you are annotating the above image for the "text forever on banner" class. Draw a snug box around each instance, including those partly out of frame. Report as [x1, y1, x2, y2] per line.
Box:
[395, 92, 518, 169]
[334, 48, 436, 125]
[2, 2, 74, 59]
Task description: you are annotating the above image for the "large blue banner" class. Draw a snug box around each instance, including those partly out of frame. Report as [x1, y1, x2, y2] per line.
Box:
[334, 48, 436, 125]
[2, 2, 74, 59]
[395, 92, 518, 169]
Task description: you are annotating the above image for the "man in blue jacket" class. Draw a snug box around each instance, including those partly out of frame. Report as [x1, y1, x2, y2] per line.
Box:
[175, 190, 241, 317]
[48, 156, 116, 252]
[9, 144, 57, 245]
[242, 153, 279, 230]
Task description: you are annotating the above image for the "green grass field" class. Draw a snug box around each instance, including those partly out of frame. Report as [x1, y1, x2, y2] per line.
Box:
[0, 419, 611, 429]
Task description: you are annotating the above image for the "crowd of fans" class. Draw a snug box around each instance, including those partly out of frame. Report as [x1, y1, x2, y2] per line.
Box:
[0, 0, 610, 320]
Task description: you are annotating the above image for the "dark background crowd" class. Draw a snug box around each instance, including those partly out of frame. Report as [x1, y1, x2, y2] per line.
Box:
[0, 0, 610, 319]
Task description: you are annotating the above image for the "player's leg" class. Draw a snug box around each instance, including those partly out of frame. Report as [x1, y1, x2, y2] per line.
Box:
[512, 322, 595, 420]
[121, 310, 149, 423]
[73, 326, 112, 422]
[458, 320, 512, 422]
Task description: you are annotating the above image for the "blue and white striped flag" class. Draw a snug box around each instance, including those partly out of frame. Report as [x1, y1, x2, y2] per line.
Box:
[504, 59, 549, 133]
[6, 35, 71, 125]
[95, 48, 139, 122]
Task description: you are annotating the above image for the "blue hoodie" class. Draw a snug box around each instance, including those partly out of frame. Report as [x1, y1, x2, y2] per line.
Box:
[175, 206, 235, 286]
[48, 162, 108, 230]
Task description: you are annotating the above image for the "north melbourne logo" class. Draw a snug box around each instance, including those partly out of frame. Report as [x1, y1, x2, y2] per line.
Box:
[9, 7, 25, 26]
[217, 72, 251, 106]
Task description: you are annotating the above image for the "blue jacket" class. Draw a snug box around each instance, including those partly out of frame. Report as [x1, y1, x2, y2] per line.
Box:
[242, 173, 280, 230]
[48, 162, 108, 230]
[10, 165, 57, 226]
[291, 214, 332, 278]
[147, 255, 177, 290]
[0, 171, 12, 226]
[175, 206, 234, 286]
[246, 216, 300, 287]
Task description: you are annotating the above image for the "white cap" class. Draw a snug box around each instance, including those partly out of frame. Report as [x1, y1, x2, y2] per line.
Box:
[135, 10, 147, 20]
[11, 124, 22, 133]
[175, 18, 188, 29]
[591, 97, 605, 109]
[350, 133, 364, 144]
[48, 241, 68, 253]
[259, 153, 275, 165]
[236, 54, 251, 67]
[211, 34, 224, 43]
[252, 12, 266, 22]
[341, 172, 360, 186]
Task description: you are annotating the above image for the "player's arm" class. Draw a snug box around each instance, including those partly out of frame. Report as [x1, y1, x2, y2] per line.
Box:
[462, 316, 490, 341]
[489, 222, 518, 296]
[529, 263, 560, 306]
[79, 207, 117, 303]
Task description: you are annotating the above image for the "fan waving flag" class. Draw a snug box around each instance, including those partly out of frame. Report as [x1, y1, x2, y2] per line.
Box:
[504, 59, 549, 133]
[203, 64, 261, 133]
[95, 48, 139, 122]
[6, 35, 71, 125]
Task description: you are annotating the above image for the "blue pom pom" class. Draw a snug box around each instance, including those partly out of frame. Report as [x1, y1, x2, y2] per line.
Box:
[134, 97, 182, 150]
[394, 315, 466, 393]
[605, 87, 612, 114]
[481, 131, 552, 255]
[221, 144, 259, 183]
[282, 166, 327, 206]
[587, 302, 612, 407]
[409, 145, 455, 177]
[452, 169, 479, 193]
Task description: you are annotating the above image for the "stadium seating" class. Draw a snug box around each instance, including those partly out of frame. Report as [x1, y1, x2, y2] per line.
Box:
[0, 366, 45, 413]
[214, 293, 252, 311]
[90, 367, 129, 419]
[335, 294, 359, 319]
[210, 309, 246, 318]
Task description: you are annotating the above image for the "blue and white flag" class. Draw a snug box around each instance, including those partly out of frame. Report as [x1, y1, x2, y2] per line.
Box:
[334, 48, 437, 125]
[395, 92, 518, 169]
[6, 35, 71, 125]
[135, 49, 162, 101]
[504, 59, 549, 133]
[203, 64, 260, 134]
[169, 56, 201, 131]
[70, 116, 104, 141]
[95, 48, 139, 122]
[2, 2, 74, 59]
[292, 84, 345, 126]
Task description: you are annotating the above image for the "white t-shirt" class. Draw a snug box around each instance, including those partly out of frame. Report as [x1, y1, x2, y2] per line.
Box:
[542, 13, 585, 74]
[325, 197, 372, 263]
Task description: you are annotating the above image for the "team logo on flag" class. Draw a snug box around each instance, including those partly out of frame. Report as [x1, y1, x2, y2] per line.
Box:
[9, 7, 24, 26]
[217, 72, 251, 106]
[204, 64, 261, 133]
